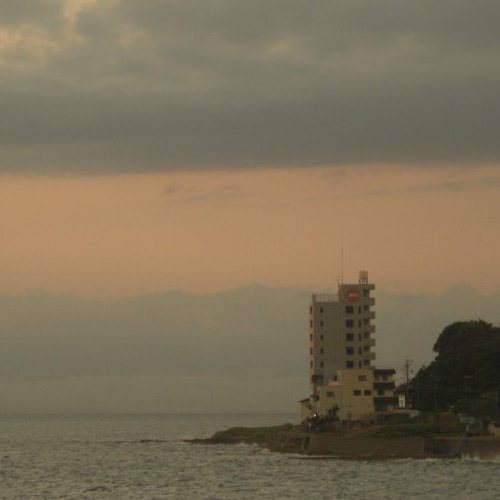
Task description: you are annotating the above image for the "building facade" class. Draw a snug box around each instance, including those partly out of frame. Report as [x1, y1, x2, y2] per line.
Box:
[308, 270, 376, 393]
[302, 271, 396, 423]
[316, 368, 396, 421]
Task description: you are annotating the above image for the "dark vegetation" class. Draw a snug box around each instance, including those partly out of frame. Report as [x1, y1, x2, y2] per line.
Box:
[208, 423, 303, 452]
[305, 406, 339, 432]
[408, 320, 500, 417]
[369, 412, 466, 438]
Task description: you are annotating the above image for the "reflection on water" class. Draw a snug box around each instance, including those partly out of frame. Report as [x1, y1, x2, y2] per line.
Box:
[0, 414, 498, 499]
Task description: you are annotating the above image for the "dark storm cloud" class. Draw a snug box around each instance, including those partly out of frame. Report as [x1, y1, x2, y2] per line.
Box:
[1, 0, 499, 174]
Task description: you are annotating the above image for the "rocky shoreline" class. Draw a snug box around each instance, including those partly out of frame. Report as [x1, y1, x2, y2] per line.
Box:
[188, 423, 500, 460]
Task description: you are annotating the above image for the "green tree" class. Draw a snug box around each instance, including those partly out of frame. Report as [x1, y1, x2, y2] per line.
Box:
[410, 320, 500, 414]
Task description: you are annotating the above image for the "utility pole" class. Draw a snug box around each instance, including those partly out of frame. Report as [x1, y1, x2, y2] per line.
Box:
[404, 358, 412, 409]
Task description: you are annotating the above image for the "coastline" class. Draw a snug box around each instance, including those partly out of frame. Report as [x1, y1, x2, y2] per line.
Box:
[188, 424, 500, 460]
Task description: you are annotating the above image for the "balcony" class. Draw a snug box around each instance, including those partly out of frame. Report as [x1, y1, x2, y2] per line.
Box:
[311, 293, 338, 303]
[374, 382, 395, 391]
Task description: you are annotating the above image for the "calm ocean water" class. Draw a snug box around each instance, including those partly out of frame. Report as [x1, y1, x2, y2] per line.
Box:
[0, 413, 499, 499]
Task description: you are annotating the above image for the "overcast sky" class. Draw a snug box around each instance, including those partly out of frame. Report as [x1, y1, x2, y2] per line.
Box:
[1, 0, 499, 172]
[0, 0, 499, 413]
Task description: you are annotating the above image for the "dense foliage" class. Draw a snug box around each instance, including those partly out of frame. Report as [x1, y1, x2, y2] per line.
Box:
[306, 406, 339, 433]
[409, 320, 500, 415]
[371, 413, 466, 438]
[208, 424, 303, 452]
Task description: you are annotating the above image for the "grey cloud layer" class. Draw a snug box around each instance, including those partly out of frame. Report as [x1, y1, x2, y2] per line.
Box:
[0, 286, 308, 381]
[0, 284, 499, 384]
[1, 0, 499, 173]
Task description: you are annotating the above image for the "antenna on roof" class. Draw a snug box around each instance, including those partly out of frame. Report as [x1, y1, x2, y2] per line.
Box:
[341, 246, 344, 285]
[336, 247, 344, 294]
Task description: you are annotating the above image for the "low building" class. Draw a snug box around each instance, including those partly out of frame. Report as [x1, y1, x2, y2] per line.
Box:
[312, 368, 396, 423]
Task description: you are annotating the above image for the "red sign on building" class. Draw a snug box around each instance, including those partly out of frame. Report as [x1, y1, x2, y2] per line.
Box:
[346, 289, 360, 302]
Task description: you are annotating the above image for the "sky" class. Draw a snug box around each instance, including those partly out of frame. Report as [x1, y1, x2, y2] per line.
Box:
[0, 0, 499, 413]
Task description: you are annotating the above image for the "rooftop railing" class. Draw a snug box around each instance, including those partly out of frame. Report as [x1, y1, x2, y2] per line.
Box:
[311, 293, 339, 303]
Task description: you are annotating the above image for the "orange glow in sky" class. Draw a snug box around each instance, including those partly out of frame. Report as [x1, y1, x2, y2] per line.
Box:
[2, 164, 499, 298]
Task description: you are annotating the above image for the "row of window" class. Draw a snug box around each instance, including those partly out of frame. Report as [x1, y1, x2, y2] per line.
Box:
[310, 318, 372, 329]
[327, 390, 373, 397]
[345, 319, 371, 328]
[326, 389, 386, 398]
[310, 359, 372, 370]
[346, 305, 370, 314]
[346, 346, 371, 355]
[310, 361, 325, 369]
[310, 346, 371, 356]
[346, 360, 370, 369]
[310, 332, 371, 342]
[346, 332, 372, 341]
[353, 390, 372, 396]
[310, 303, 371, 317]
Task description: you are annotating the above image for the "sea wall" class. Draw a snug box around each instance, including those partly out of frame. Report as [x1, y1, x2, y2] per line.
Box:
[440, 438, 500, 460]
[304, 435, 427, 458]
[304, 434, 500, 459]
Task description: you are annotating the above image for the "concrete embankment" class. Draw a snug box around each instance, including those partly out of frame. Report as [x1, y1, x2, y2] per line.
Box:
[304, 434, 427, 458]
[189, 424, 500, 459]
[304, 434, 500, 459]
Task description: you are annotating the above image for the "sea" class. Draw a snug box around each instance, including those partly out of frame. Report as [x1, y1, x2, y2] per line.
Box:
[0, 413, 498, 499]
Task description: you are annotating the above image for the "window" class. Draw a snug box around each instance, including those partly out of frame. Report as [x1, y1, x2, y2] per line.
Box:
[363, 305, 369, 311]
[377, 389, 384, 396]
[353, 390, 361, 396]
[327, 391, 335, 398]
[358, 361, 362, 368]
[346, 333, 354, 341]
[363, 360, 370, 367]
[363, 289, 369, 298]
[320, 307, 323, 313]
[346, 320, 354, 328]
[309, 320, 313, 328]
[320, 320, 324, 327]
[309, 306, 312, 314]
[358, 334, 362, 341]
[320, 361, 324, 368]
[358, 320, 362, 327]
[364, 346, 370, 352]
[345, 305, 354, 314]
[309, 334, 313, 342]
[358, 375, 367, 381]
[320, 334, 324, 341]
[364, 332, 370, 339]
[364, 318, 370, 325]
[364, 390, 372, 396]
[358, 347, 362, 355]
[309, 348, 313, 354]
[346, 347, 354, 355]
[310, 361, 313, 368]
[346, 361, 354, 369]
[320, 348, 324, 354]
[382, 375, 388, 381]
[358, 306, 362, 314]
